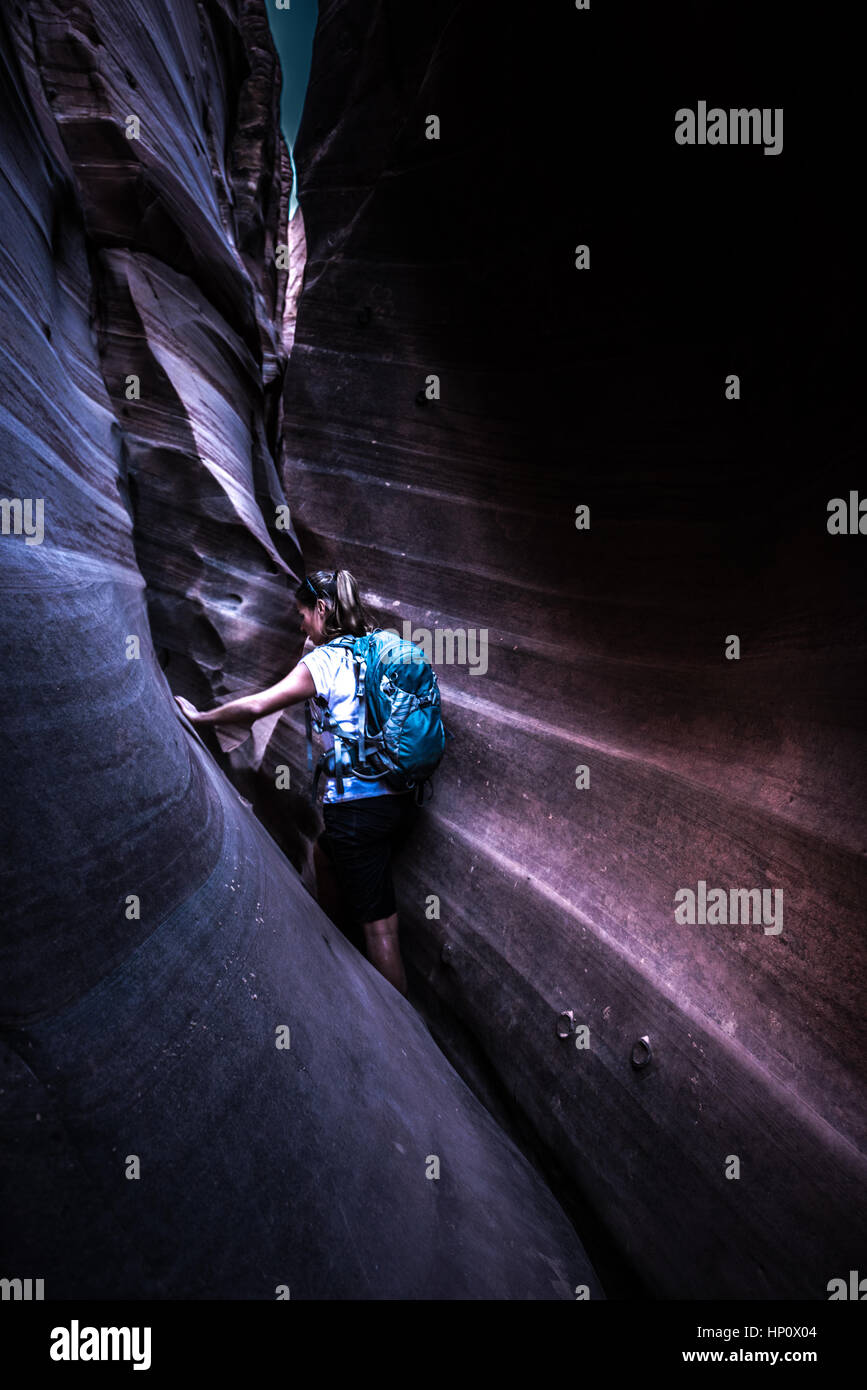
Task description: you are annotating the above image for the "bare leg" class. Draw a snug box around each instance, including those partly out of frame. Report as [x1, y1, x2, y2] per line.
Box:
[362, 912, 408, 996]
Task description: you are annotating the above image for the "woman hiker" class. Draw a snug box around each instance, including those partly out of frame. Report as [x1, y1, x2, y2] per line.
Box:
[174, 569, 419, 997]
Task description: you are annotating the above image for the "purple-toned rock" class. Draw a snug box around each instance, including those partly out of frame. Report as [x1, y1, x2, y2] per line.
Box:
[0, 0, 601, 1299]
[281, 0, 867, 1297]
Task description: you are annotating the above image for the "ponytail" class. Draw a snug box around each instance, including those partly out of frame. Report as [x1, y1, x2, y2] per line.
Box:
[294, 568, 375, 639]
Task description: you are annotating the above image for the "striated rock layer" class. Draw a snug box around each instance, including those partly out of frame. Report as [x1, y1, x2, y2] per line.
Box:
[281, 0, 867, 1296]
[0, 1, 602, 1297]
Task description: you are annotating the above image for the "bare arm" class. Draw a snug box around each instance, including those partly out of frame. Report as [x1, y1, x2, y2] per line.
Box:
[176, 662, 317, 726]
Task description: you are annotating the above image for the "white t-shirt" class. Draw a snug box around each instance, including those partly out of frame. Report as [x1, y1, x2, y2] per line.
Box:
[299, 640, 402, 803]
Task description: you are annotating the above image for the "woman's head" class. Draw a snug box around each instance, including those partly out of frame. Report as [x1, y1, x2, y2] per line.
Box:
[294, 569, 375, 645]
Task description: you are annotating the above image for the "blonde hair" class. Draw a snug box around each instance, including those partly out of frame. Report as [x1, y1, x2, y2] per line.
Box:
[295, 568, 376, 639]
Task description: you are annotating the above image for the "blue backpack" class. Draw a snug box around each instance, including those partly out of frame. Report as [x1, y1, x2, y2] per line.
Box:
[304, 628, 453, 803]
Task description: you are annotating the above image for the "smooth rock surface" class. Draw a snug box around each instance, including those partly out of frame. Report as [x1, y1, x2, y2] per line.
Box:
[0, 0, 601, 1298]
[280, 0, 867, 1297]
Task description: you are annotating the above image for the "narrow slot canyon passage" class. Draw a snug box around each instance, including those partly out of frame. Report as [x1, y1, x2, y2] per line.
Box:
[0, 0, 863, 1309]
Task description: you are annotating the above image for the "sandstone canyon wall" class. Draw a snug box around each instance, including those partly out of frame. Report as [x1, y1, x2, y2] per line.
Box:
[279, 0, 866, 1298]
[0, 0, 602, 1298]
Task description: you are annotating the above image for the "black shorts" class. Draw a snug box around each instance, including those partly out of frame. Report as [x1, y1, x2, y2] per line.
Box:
[319, 792, 419, 926]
